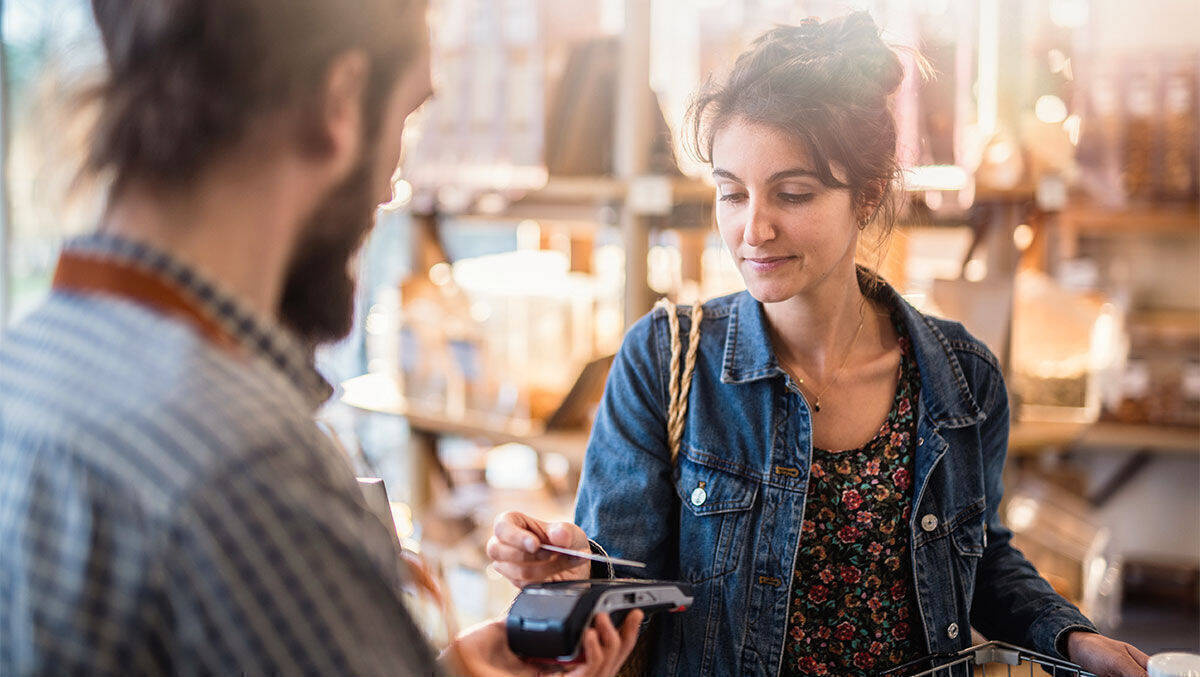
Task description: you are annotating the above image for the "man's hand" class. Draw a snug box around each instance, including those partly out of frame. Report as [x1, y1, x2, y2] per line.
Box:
[445, 610, 644, 677]
[1066, 631, 1149, 677]
[487, 511, 592, 588]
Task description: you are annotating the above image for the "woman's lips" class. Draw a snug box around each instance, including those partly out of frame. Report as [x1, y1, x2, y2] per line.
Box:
[744, 256, 796, 272]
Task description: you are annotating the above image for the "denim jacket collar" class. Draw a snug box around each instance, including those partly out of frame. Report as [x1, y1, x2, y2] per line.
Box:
[719, 271, 985, 429]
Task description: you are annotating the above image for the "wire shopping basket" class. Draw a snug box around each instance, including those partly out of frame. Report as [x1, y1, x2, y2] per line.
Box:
[877, 641, 1097, 677]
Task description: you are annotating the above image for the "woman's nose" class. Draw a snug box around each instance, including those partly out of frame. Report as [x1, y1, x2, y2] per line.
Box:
[742, 198, 776, 247]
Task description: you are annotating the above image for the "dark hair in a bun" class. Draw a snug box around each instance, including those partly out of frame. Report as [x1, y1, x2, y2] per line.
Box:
[686, 11, 923, 239]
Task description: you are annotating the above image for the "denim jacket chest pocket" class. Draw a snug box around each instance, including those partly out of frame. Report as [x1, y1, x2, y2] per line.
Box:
[914, 495, 987, 611]
[950, 501, 986, 558]
[673, 446, 759, 583]
[913, 496, 986, 553]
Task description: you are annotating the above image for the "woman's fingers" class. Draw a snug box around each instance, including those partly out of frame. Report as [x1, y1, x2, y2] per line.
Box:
[489, 561, 561, 589]
[1126, 643, 1150, 669]
[493, 511, 549, 554]
[486, 536, 550, 565]
[546, 521, 590, 550]
[489, 512, 593, 586]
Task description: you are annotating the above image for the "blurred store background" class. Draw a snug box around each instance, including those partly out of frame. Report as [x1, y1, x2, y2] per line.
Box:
[0, 0, 1196, 656]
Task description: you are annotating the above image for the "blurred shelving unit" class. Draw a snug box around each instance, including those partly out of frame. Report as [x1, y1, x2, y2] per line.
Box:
[343, 0, 722, 512]
[1059, 202, 1199, 235]
[442, 175, 713, 235]
[341, 373, 592, 462]
[1010, 421, 1200, 457]
[341, 372, 592, 508]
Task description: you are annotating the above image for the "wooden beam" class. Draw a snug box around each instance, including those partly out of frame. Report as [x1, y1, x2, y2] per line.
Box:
[615, 0, 653, 328]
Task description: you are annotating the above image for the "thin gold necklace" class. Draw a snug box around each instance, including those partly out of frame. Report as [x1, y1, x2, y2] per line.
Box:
[793, 307, 866, 413]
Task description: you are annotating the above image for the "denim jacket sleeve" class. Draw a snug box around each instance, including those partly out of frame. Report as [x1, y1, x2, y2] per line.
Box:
[574, 311, 678, 581]
[968, 362, 1099, 659]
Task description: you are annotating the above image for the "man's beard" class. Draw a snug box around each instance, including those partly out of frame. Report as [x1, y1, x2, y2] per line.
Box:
[278, 155, 377, 347]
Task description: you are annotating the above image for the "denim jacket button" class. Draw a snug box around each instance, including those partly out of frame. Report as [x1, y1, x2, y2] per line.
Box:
[946, 623, 959, 639]
[921, 514, 939, 532]
[690, 487, 707, 507]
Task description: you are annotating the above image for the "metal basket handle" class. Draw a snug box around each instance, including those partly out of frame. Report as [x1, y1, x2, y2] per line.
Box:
[876, 640, 1096, 677]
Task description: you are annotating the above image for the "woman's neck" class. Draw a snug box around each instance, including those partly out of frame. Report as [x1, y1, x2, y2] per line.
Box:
[763, 264, 873, 380]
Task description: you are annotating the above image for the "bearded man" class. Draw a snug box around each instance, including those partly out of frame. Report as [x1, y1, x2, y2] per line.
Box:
[0, 1, 639, 675]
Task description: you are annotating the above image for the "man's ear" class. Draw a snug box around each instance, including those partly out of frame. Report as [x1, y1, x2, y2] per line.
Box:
[300, 50, 368, 176]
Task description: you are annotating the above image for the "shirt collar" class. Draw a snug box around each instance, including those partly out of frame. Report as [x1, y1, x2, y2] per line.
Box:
[56, 232, 334, 410]
[719, 267, 984, 428]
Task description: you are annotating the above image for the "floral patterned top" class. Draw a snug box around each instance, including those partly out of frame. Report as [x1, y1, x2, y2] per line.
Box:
[781, 312, 924, 676]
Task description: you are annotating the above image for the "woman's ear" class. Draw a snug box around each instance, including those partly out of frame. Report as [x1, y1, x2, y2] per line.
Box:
[855, 178, 887, 225]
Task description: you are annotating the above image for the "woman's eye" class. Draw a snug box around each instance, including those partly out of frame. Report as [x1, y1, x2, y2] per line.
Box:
[779, 193, 814, 204]
[718, 192, 747, 203]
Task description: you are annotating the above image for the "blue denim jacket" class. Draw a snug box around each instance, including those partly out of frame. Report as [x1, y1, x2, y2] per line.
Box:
[575, 280, 1097, 676]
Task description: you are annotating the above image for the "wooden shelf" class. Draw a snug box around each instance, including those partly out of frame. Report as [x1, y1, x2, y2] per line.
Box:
[346, 376, 1197, 460]
[532, 175, 711, 204]
[422, 175, 714, 222]
[972, 186, 1038, 202]
[340, 373, 590, 461]
[1009, 420, 1200, 456]
[513, 175, 626, 202]
[1059, 203, 1199, 236]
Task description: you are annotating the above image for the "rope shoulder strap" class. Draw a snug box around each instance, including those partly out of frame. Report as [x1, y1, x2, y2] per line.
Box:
[653, 298, 704, 465]
[615, 298, 704, 677]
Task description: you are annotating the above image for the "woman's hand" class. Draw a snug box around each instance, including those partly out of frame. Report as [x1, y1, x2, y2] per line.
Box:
[487, 511, 592, 588]
[1066, 631, 1149, 677]
[445, 610, 644, 677]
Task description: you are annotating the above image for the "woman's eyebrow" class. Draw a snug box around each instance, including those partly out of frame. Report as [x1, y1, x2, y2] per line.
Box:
[711, 167, 819, 183]
[767, 168, 819, 183]
[712, 168, 743, 183]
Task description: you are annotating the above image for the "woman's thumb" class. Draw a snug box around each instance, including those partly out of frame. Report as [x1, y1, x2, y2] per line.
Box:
[547, 522, 582, 548]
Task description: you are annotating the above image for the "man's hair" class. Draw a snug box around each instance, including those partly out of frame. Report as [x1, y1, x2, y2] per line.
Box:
[86, 0, 426, 194]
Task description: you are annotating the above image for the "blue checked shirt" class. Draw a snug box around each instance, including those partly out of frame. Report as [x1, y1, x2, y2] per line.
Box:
[0, 233, 439, 675]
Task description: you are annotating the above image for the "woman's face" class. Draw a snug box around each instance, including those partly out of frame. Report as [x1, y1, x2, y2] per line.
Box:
[711, 117, 860, 304]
